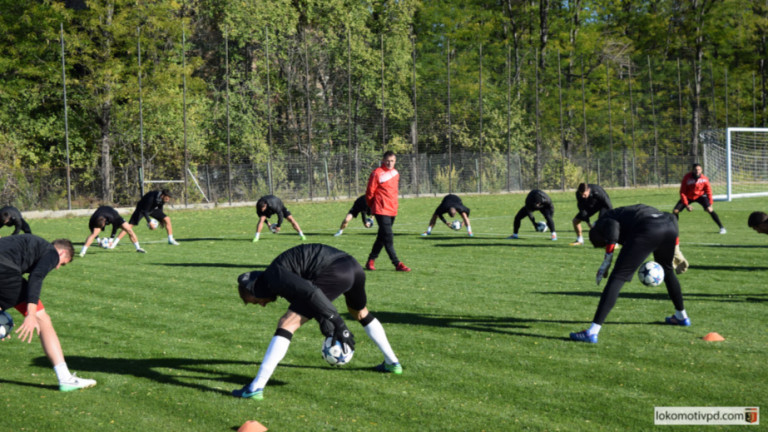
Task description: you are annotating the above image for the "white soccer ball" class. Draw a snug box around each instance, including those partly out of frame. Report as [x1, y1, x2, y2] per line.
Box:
[269, 223, 278, 233]
[638, 261, 665, 287]
[100, 237, 111, 249]
[536, 221, 548, 232]
[450, 220, 462, 230]
[321, 337, 354, 366]
[148, 219, 159, 230]
[365, 217, 375, 228]
[0, 311, 13, 340]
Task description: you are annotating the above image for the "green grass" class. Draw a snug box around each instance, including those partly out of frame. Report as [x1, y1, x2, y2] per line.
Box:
[2, 188, 766, 431]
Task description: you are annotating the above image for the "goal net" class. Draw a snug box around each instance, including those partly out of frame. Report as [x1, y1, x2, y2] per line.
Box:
[701, 127, 768, 201]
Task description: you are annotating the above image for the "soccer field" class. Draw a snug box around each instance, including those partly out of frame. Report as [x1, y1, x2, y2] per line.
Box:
[2, 188, 766, 431]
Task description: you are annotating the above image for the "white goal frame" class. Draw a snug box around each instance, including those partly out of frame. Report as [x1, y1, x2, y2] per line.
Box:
[701, 127, 768, 201]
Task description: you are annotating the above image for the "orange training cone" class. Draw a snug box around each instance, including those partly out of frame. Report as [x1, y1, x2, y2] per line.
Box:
[238, 420, 268, 432]
[703, 332, 725, 342]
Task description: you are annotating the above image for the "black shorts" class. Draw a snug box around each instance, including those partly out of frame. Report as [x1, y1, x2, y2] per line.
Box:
[129, 208, 167, 225]
[674, 195, 711, 213]
[288, 255, 367, 318]
[0, 265, 26, 311]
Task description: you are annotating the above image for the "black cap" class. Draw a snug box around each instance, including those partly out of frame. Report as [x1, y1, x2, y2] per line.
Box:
[237, 271, 270, 298]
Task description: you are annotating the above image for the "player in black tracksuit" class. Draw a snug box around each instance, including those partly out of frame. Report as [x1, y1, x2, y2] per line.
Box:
[421, 194, 473, 237]
[0, 235, 96, 391]
[117, 189, 179, 245]
[571, 183, 612, 245]
[253, 195, 306, 242]
[510, 189, 557, 240]
[80, 206, 145, 256]
[0, 206, 32, 236]
[570, 204, 691, 344]
[233, 244, 402, 400]
[334, 195, 373, 236]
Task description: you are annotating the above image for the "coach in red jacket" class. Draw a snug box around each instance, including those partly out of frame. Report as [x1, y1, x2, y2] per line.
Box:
[673, 163, 726, 234]
[364, 151, 410, 272]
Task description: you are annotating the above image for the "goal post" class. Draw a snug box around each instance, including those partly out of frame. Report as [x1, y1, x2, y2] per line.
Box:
[701, 127, 768, 201]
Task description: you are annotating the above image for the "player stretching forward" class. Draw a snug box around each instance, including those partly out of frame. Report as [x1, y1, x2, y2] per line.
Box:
[0, 235, 96, 391]
[253, 195, 306, 242]
[333, 195, 373, 236]
[673, 163, 726, 234]
[116, 189, 179, 246]
[509, 189, 557, 240]
[570, 204, 691, 344]
[570, 183, 612, 245]
[421, 194, 473, 237]
[0, 206, 32, 237]
[232, 244, 403, 400]
[80, 206, 145, 256]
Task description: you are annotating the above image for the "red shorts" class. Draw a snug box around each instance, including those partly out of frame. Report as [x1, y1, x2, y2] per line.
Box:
[14, 300, 45, 316]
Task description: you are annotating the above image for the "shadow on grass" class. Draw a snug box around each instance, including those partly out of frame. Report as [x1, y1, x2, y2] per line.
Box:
[373, 311, 585, 342]
[432, 242, 561, 248]
[27, 356, 282, 395]
[698, 244, 768, 249]
[536, 290, 768, 303]
[153, 263, 267, 269]
[688, 264, 768, 271]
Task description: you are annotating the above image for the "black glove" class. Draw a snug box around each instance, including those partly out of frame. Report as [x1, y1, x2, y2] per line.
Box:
[319, 315, 355, 352]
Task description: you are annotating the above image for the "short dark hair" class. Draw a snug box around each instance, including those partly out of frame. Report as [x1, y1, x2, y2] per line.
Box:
[96, 216, 107, 229]
[748, 211, 768, 228]
[52, 239, 75, 259]
[692, 163, 702, 170]
[382, 151, 396, 159]
[576, 183, 590, 195]
[161, 189, 172, 198]
[0, 211, 9, 224]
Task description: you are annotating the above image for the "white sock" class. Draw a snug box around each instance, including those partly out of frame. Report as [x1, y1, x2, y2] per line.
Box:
[54, 362, 72, 382]
[466, 225, 472, 232]
[298, 231, 304, 237]
[80, 246, 89, 255]
[576, 236, 584, 243]
[254, 232, 260, 240]
[112, 238, 121, 247]
[249, 334, 291, 392]
[675, 310, 688, 320]
[364, 318, 399, 365]
[168, 235, 175, 241]
[133, 242, 142, 250]
[426, 226, 432, 234]
[336, 229, 343, 235]
[587, 323, 602, 335]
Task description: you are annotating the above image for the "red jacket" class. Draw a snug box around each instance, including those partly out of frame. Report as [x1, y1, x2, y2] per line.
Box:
[679, 172, 713, 205]
[366, 164, 399, 216]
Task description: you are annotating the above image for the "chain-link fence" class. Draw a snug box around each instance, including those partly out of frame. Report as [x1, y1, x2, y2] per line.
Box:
[2, 150, 699, 211]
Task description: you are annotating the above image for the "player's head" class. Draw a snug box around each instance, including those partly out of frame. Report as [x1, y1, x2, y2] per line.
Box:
[589, 218, 618, 248]
[237, 271, 275, 306]
[52, 239, 75, 267]
[691, 163, 703, 178]
[95, 216, 107, 229]
[381, 151, 396, 169]
[257, 201, 268, 212]
[747, 211, 768, 234]
[448, 207, 457, 217]
[160, 189, 172, 203]
[0, 210, 11, 225]
[577, 183, 591, 199]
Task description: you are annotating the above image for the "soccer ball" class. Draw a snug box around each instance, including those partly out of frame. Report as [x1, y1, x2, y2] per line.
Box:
[536, 221, 548, 232]
[321, 337, 354, 366]
[365, 217, 375, 228]
[0, 311, 13, 340]
[269, 223, 278, 233]
[450, 220, 462, 230]
[148, 219, 159, 230]
[638, 261, 665, 287]
[100, 237, 111, 249]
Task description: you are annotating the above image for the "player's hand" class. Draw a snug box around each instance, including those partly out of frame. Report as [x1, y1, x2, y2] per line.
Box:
[686, 205, 693, 212]
[596, 252, 613, 285]
[15, 314, 39, 344]
[319, 315, 356, 352]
